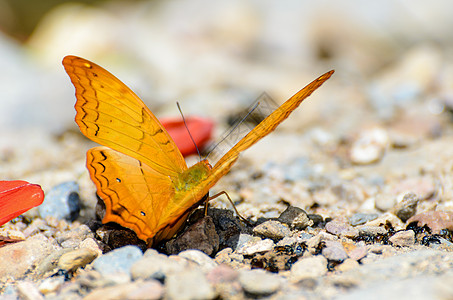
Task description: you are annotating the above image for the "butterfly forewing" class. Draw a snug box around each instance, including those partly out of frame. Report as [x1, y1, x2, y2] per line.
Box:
[213, 70, 334, 173]
[63, 56, 187, 177]
[205, 92, 280, 165]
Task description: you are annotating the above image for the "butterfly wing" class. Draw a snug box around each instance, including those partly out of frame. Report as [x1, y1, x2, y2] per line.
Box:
[167, 71, 334, 230]
[62, 55, 187, 176]
[63, 55, 194, 244]
[87, 146, 180, 242]
[212, 70, 334, 175]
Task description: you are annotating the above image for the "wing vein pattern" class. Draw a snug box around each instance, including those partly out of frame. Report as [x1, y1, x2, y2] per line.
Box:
[63, 55, 187, 177]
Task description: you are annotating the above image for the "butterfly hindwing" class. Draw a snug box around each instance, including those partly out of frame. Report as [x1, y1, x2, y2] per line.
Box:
[87, 146, 177, 241]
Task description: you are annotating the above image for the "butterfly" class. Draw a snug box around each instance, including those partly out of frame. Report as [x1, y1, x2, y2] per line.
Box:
[63, 55, 333, 247]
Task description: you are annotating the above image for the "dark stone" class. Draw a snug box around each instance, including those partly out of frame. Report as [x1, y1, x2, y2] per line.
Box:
[96, 223, 147, 252]
[394, 193, 419, 222]
[165, 216, 219, 256]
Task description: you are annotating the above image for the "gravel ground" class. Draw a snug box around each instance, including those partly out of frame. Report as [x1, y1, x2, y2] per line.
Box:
[1, 1, 453, 299]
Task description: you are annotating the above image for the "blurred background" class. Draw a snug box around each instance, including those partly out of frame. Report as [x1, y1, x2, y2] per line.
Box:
[0, 0, 452, 184]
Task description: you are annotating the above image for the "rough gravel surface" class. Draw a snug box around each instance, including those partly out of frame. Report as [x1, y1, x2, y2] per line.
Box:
[1, 1, 453, 299]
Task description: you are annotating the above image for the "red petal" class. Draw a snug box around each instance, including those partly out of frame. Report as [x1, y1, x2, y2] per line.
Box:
[0, 180, 44, 226]
[161, 116, 214, 157]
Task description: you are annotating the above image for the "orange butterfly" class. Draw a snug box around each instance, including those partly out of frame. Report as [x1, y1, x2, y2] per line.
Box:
[63, 55, 333, 247]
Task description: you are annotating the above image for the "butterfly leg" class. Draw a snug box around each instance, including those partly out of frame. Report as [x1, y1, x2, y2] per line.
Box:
[203, 201, 209, 216]
[207, 191, 251, 226]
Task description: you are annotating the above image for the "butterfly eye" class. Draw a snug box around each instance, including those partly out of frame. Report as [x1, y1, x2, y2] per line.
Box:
[116, 178, 121, 183]
[141, 211, 146, 216]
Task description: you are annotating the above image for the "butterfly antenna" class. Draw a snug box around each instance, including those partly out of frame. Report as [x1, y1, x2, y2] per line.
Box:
[176, 102, 202, 159]
[205, 101, 260, 161]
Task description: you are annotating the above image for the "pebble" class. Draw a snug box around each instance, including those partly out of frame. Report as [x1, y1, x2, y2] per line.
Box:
[60, 238, 81, 249]
[92, 245, 143, 278]
[38, 181, 81, 221]
[393, 193, 419, 222]
[407, 211, 453, 233]
[312, 188, 339, 206]
[79, 237, 103, 256]
[55, 224, 93, 245]
[337, 258, 360, 272]
[357, 225, 387, 236]
[84, 282, 161, 300]
[34, 248, 72, 278]
[165, 216, 219, 256]
[95, 225, 146, 251]
[365, 212, 405, 231]
[375, 193, 397, 212]
[391, 175, 437, 201]
[206, 264, 243, 298]
[336, 274, 453, 300]
[206, 264, 239, 284]
[338, 249, 453, 286]
[321, 240, 348, 262]
[0, 234, 55, 280]
[207, 209, 243, 248]
[253, 220, 291, 240]
[130, 252, 187, 281]
[308, 214, 324, 226]
[56, 281, 83, 299]
[234, 233, 258, 250]
[306, 232, 337, 253]
[348, 213, 379, 226]
[37, 276, 64, 294]
[284, 157, 314, 181]
[143, 248, 160, 257]
[389, 230, 415, 247]
[2, 284, 17, 298]
[290, 255, 328, 280]
[178, 249, 217, 272]
[341, 228, 360, 239]
[278, 206, 312, 230]
[236, 238, 274, 255]
[239, 269, 282, 296]
[57, 247, 98, 272]
[342, 241, 368, 261]
[22, 219, 51, 238]
[325, 219, 353, 236]
[16, 281, 44, 300]
[214, 247, 233, 264]
[76, 270, 109, 290]
[166, 268, 217, 300]
[429, 238, 453, 252]
[277, 236, 298, 247]
[0, 229, 25, 244]
[125, 280, 165, 300]
[349, 127, 389, 165]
